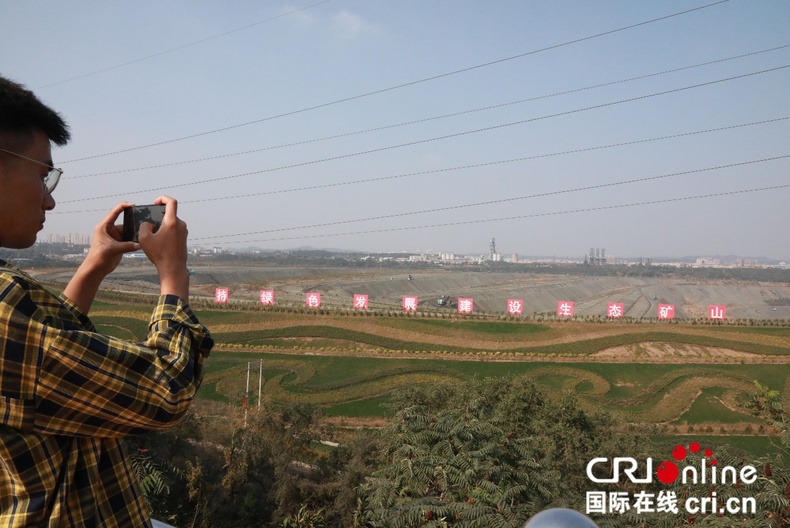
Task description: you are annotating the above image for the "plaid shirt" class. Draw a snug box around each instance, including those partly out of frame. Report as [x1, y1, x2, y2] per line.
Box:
[0, 260, 213, 527]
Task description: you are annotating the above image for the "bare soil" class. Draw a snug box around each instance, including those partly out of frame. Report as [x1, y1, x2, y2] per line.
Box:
[31, 264, 790, 319]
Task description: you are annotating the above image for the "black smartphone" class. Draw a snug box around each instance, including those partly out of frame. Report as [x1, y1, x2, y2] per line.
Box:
[122, 204, 166, 242]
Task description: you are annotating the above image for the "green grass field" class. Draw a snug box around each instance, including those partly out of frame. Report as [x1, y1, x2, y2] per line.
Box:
[192, 352, 785, 426]
[89, 299, 790, 446]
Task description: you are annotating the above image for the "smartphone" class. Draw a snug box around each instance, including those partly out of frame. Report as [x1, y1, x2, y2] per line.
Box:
[122, 204, 166, 242]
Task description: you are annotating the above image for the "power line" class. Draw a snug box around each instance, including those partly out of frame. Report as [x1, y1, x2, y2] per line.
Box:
[64, 44, 790, 179]
[192, 154, 790, 241]
[62, 0, 731, 163]
[54, 117, 789, 216]
[208, 184, 790, 245]
[37, 1, 333, 90]
[58, 64, 790, 204]
[179, 118, 787, 205]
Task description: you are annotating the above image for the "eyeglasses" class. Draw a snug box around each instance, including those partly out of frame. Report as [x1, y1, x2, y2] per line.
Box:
[0, 147, 63, 193]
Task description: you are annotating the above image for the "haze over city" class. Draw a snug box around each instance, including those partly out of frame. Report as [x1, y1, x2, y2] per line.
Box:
[2, 1, 788, 260]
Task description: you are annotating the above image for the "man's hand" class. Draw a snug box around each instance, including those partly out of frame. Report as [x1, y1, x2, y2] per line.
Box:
[139, 195, 190, 302]
[63, 202, 140, 313]
[85, 202, 140, 276]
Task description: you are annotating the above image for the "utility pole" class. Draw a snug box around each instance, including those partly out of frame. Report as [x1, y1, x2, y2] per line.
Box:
[244, 361, 250, 428]
[258, 358, 263, 409]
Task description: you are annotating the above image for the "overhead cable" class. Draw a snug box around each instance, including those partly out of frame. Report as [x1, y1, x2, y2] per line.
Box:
[65, 44, 790, 178]
[62, 0, 730, 163]
[192, 154, 790, 241]
[58, 64, 790, 204]
[208, 184, 790, 245]
[54, 117, 790, 216]
[38, 1, 332, 90]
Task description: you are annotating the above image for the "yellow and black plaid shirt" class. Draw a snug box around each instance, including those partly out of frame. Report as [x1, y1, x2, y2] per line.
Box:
[0, 260, 213, 527]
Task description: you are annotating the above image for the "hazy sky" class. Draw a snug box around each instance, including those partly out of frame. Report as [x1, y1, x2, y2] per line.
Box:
[2, 1, 789, 260]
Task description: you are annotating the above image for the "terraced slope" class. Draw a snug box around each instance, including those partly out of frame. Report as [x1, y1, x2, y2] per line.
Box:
[88, 299, 790, 428]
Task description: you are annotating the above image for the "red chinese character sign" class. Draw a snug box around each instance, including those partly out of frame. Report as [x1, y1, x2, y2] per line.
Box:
[708, 304, 726, 320]
[607, 302, 624, 319]
[658, 304, 675, 320]
[557, 301, 574, 318]
[353, 294, 369, 310]
[402, 296, 418, 312]
[507, 299, 523, 315]
[259, 290, 274, 305]
[457, 298, 474, 314]
[305, 292, 321, 308]
[215, 288, 229, 304]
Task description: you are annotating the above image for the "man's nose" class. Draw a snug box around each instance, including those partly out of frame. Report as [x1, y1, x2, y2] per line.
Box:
[43, 190, 56, 211]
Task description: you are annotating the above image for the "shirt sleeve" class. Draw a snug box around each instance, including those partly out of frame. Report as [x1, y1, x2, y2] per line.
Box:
[5, 283, 213, 437]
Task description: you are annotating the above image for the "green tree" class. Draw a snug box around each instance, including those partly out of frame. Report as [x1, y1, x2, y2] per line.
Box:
[179, 404, 310, 527]
[125, 410, 205, 526]
[183, 401, 376, 528]
[357, 378, 649, 527]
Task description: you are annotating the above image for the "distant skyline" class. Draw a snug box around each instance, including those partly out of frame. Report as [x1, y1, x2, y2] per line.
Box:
[37, 232, 787, 266]
[2, 1, 789, 260]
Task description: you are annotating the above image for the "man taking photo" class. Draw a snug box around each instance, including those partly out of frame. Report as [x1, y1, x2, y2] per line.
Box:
[0, 76, 213, 526]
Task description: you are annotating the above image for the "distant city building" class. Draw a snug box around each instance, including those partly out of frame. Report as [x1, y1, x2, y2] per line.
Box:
[588, 247, 607, 265]
[695, 257, 721, 267]
[45, 233, 91, 245]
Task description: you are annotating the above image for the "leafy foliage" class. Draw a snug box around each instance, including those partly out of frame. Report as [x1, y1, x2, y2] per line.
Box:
[130, 450, 172, 500]
[180, 401, 380, 528]
[124, 411, 203, 524]
[281, 504, 328, 527]
[357, 378, 649, 527]
[130, 378, 790, 528]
